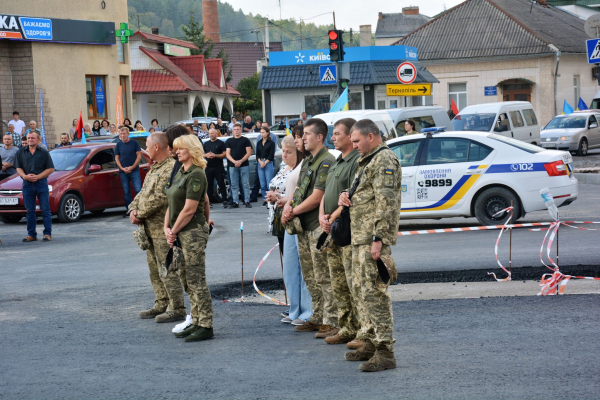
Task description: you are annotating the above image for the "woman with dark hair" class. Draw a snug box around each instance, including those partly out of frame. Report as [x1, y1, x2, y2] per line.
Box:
[123, 118, 134, 132]
[296, 119, 303, 126]
[134, 120, 145, 132]
[293, 125, 309, 159]
[151, 119, 159, 130]
[404, 119, 417, 135]
[256, 126, 276, 207]
[100, 120, 111, 135]
[92, 120, 101, 136]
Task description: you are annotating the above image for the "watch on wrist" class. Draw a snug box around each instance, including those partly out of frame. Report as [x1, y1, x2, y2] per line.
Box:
[372, 236, 382, 242]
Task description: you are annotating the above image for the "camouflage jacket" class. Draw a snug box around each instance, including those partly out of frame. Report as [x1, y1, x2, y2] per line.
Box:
[349, 143, 401, 246]
[129, 156, 175, 238]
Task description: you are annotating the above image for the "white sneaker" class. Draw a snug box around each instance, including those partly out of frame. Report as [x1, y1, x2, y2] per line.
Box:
[281, 317, 292, 324]
[291, 318, 305, 326]
[172, 314, 192, 333]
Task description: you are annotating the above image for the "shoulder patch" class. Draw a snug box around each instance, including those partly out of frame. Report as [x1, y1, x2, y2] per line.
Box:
[318, 173, 327, 183]
[191, 177, 202, 192]
[322, 162, 330, 168]
[385, 168, 393, 175]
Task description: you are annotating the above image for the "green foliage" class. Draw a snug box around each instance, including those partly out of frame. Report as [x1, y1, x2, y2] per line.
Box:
[233, 73, 262, 116]
[180, 10, 214, 58]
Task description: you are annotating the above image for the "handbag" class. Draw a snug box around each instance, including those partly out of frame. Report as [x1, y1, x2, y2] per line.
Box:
[330, 147, 388, 247]
[132, 224, 150, 251]
[271, 206, 286, 237]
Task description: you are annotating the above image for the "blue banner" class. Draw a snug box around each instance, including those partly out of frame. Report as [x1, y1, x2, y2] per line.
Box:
[96, 78, 105, 116]
[269, 45, 418, 67]
[18, 17, 52, 41]
[39, 89, 48, 147]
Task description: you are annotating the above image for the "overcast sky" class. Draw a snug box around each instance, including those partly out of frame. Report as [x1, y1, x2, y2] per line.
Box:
[223, 0, 465, 31]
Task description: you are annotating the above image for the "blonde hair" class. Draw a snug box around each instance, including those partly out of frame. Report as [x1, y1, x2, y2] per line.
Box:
[281, 135, 295, 149]
[173, 134, 207, 169]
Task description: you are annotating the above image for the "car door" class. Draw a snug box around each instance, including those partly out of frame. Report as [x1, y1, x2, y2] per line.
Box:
[508, 110, 529, 142]
[588, 115, 600, 147]
[86, 148, 117, 209]
[388, 139, 423, 211]
[413, 137, 485, 215]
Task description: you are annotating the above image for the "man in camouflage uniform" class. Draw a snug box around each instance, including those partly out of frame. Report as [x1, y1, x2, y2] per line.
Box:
[130, 132, 186, 323]
[318, 118, 361, 345]
[283, 118, 338, 338]
[339, 119, 402, 372]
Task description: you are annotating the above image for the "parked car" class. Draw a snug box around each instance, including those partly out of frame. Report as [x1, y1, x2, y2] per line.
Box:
[0, 143, 152, 223]
[388, 128, 577, 226]
[540, 111, 600, 156]
[384, 106, 452, 136]
[451, 101, 541, 145]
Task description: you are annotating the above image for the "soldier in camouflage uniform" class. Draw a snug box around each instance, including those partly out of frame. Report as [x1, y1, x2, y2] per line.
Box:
[283, 118, 338, 338]
[318, 118, 361, 345]
[339, 119, 402, 372]
[130, 133, 186, 323]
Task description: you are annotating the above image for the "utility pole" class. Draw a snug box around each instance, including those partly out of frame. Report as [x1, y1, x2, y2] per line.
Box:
[333, 11, 336, 29]
[279, 0, 283, 42]
[265, 18, 270, 65]
[349, 28, 353, 47]
[300, 19, 303, 50]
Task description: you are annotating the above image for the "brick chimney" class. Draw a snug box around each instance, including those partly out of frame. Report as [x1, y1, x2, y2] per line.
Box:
[151, 27, 159, 35]
[202, 0, 220, 43]
[402, 6, 419, 15]
[360, 25, 371, 47]
[378, 12, 383, 20]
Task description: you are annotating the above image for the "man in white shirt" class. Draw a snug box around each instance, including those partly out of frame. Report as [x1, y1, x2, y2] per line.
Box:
[8, 111, 26, 136]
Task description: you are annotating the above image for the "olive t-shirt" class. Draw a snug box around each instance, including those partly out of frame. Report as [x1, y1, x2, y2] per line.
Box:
[166, 164, 207, 232]
[323, 149, 360, 215]
[296, 146, 335, 231]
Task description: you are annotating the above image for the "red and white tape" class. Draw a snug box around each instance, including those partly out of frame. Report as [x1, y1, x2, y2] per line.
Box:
[252, 243, 289, 306]
[487, 207, 514, 282]
[398, 222, 552, 236]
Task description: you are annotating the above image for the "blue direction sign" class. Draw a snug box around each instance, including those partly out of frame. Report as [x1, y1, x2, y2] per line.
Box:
[586, 38, 600, 64]
[484, 86, 497, 96]
[319, 65, 337, 85]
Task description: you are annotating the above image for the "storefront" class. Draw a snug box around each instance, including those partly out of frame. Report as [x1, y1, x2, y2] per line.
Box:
[0, 0, 131, 146]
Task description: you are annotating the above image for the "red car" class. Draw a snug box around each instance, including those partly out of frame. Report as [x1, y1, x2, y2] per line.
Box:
[0, 143, 151, 223]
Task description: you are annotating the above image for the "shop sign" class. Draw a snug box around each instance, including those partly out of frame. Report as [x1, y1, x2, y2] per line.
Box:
[164, 43, 191, 57]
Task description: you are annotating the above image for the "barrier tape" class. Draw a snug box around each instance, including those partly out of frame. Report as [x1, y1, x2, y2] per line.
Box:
[398, 222, 551, 236]
[253, 243, 289, 306]
[487, 207, 514, 282]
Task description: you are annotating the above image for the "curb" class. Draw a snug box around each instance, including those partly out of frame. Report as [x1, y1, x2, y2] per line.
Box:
[574, 173, 600, 185]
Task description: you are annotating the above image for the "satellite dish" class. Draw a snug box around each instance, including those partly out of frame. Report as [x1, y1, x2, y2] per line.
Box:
[584, 14, 600, 39]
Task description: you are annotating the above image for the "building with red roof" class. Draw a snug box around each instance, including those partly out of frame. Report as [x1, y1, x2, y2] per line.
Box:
[130, 30, 239, 128]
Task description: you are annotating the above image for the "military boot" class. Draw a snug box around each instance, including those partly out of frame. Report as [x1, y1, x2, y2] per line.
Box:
[344, 340, 376, 361]
[359, 346, 397, 372]
[139, 306, 166, 319]
[155, 310, 186, 323]
[184, 327, 214, 342]
[174, 324, 199, 338]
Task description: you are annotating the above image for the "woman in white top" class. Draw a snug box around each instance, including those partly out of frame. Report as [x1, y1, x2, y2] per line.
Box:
[100, 120, 111, 135]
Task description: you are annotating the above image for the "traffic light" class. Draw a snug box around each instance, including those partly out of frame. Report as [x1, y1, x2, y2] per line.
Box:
[339, 78, 349, 92]
[328, 29, 345, 62]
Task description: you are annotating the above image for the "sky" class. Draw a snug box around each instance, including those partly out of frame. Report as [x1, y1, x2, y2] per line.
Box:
[222, 0, 466, 31]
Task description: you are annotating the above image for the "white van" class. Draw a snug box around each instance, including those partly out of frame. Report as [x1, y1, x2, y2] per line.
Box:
[451, 101, 541, 145]
[384, 106, 452, 135]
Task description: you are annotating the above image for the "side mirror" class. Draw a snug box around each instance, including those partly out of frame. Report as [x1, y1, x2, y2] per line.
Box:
[88, 164, 102, 173]
[589, 123, 597, 129]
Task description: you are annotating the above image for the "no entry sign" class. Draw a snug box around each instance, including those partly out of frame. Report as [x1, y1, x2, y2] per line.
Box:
[397, 62, 416, 84]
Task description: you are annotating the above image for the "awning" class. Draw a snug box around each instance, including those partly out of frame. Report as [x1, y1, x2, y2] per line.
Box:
[497, 78, 535, 86]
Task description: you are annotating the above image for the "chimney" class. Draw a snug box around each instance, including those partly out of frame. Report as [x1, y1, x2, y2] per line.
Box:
[402, 6, 419, 15]
[360, 25, 371, 47]
[202, 0, 221, 43]
[151, 27, 159, 35]
[378, 12, 383, 20]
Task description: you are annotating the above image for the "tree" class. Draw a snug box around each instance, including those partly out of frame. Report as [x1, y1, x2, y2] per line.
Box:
[215, 47, 233, 83]
[180, 10, 214, 58]
[233, 73, 262, 116]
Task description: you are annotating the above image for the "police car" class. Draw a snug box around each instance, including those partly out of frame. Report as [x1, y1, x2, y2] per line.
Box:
[387, 128, 577, 225]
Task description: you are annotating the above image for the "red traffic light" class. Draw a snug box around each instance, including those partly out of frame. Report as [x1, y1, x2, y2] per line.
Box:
[328, 30, 338, 40]
[330, 43, 338, 50]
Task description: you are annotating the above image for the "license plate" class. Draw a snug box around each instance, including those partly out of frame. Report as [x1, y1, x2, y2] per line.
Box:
[0, 197, 18, 205]
[541, 143, 555, 148]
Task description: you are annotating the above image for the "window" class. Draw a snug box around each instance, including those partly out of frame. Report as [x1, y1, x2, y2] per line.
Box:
[391, 140, 421, 167]
[49, 149, 90, 171]
[468, 141, 493, 162]
[589, 115, 597, 127]
[389, 99, 398, 109]
[117, 41, 125, 63]
[377, 100, 386, 110]
[119, 76, 129, 118]
[304, 94, 330, 116]
[86, 75, 107, 119]
[449, 83, 467, 111]
[396, 115, 436, 135]
[509, 111, 524, 128]
[522, 109, 538, 126]
[425, 138, 470, 165]
[573, 75, 580, 107]
[89, 149, 116, 170]
[349, 92, 363, 110]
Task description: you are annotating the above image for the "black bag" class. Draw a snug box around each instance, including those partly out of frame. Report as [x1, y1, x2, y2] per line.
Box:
[271, 207, 286, 238]
[330, 148, 387, 247]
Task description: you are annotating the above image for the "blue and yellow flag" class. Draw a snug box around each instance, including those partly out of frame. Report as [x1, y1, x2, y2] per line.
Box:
[577, 97, 588, 111]
[285, 118, 291, 135]
[562, 100, 574, 115]
[329, 87, 349, 113]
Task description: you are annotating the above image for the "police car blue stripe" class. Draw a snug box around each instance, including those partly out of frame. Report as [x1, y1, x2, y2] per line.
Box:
[485, 163, 546, 174]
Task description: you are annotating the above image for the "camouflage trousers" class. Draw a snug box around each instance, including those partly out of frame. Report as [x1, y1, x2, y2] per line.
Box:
[327, 243, 360, 338]
[297, 227, 338, 327]
[178, 225, 213, 328]
[352, 244, 395, 352]
[147, 235, 185, 313]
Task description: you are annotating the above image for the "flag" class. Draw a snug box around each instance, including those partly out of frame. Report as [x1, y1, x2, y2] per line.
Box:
[285, 117, 291, 136]
[450, 97, 459, 116]
[329, 87, 349, 112]
[578, 97, 588, 111]
[75, 111, 86, 144]
[115, 85, 124, 126]
[562, 100, 574, 114]
[39, 89, 48, 147]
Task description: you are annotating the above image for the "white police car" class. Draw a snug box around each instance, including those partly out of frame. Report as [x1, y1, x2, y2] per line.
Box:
[387, 128, 577, 225]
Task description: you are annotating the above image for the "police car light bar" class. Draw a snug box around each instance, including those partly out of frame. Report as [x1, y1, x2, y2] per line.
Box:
[421, 127, 447, 133]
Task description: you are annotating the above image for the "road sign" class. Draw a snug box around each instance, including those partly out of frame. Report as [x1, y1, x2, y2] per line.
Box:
[320, 64, 337, 85]
[396, 62, 416, 84]
[386, 83, 431, 97]
[584, 14, 600, 39]
[484, 86, 497, 96]
[586, 38, 600, 64]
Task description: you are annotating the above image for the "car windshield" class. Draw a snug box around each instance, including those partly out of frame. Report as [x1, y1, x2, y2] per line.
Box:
[488, 134, 544, 154]
[544, 116, 586, 130]
[452, 114, 496, 132]
[50, 149, 90, 171]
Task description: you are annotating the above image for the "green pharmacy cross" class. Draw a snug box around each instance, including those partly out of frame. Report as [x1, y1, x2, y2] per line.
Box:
[115, 23, 133, 43]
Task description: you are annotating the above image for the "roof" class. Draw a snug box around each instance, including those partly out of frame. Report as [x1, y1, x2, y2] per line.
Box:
[209, 42, 284, 88]
[258, 61, 438, 90]
[394, 0, 588, 60]
[132, 31, 199, 50]
[132, 69, 190, 92]
[375, 12, 431, 38]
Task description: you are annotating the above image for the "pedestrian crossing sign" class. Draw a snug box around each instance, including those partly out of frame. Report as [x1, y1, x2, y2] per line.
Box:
[586, 38, 600, 64]
[320, 65, 337, 85]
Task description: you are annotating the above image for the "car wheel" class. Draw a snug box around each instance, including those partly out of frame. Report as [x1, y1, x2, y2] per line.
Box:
[90, 209, 105, 215]
[474, 187, 520, 226]
[576, 138, 588, 156]
[0, 215, 22, 223]
[57, 194, 83, 223]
